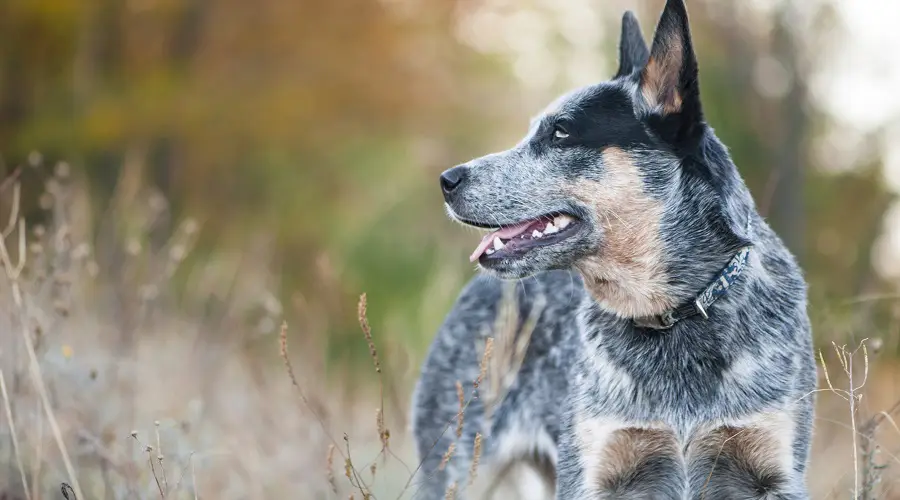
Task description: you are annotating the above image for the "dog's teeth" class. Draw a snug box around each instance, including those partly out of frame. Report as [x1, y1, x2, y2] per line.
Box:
[554, 215, 572, 229]
[493, 237, 505, 250]
[544, 222, 559, 234]
[486, 249, 494, 255]
[532, 230, 543, 239]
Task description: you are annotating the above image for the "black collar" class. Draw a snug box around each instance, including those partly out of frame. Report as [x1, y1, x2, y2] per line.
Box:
[633, 247, 752, 330]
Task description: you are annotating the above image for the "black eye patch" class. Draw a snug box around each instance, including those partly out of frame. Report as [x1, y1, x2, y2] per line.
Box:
[526, 83, 653, 158]
[557, 85, 651, 150]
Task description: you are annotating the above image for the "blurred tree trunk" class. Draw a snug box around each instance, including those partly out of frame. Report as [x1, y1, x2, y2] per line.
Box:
[770, 5, 807, 258]
[0, 2, 28, 152]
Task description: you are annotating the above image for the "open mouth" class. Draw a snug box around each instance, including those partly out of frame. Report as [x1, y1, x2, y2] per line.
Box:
[468, 214, 580, 263]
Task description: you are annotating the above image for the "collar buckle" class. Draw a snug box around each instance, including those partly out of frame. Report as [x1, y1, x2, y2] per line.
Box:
[634, 311, 676, 330]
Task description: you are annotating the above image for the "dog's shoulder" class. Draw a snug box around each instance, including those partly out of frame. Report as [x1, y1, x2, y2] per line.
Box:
[412, 270, 585, 425]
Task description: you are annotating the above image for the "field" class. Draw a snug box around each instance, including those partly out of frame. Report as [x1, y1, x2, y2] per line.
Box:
[1, 165, 899, 499]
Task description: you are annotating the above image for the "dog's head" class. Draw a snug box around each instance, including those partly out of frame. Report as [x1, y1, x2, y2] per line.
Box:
[442, 0, 754, 318]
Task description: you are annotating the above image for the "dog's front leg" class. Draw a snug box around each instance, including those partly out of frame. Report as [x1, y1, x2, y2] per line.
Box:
[686, 409, 809, 500]
[556, 413, 686, 499]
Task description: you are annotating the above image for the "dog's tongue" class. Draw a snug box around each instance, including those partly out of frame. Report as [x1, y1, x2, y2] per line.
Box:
[469, 221, 534, 262]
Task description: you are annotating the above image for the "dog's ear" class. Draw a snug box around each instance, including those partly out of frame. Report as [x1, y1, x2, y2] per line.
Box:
[639, 0, 704, 146]
[615, 11, 649, 79]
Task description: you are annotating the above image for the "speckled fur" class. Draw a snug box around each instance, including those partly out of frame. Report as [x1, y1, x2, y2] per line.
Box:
[411, 2, 816, 499]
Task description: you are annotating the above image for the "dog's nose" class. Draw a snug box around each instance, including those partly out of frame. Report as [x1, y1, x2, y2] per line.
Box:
[439, 165, 467, 199]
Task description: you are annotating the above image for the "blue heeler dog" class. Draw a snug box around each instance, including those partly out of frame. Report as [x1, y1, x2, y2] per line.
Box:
[411, 1, 816, 498]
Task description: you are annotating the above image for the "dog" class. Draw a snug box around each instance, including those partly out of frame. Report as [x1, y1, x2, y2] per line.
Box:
[411, 1, 816, 498]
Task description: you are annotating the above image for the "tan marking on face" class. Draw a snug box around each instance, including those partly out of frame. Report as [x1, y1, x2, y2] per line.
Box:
[641, 36, 684, 114]
[575, 417, 680, 492]
[688, 410, 796, 483]
[569, 147, 674, 318]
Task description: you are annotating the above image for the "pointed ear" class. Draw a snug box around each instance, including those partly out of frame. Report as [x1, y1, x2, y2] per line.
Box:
[615, 11, 649, 79]
[639, 0, 702, 131]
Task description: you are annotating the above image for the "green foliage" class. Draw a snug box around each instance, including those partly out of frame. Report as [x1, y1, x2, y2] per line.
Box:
[1, 0, 898, 366]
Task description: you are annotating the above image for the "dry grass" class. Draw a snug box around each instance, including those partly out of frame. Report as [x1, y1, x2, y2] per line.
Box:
[1, 162, 900, 499]
[467, 434, 483, 487]
[0, 164, 422, 498]
[812, 340, 900, 499]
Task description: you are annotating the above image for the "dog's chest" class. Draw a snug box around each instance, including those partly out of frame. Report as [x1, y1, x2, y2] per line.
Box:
[579, 317, 794, 422]
[570, 337, 802, 496]
[568, 403, 800, 498]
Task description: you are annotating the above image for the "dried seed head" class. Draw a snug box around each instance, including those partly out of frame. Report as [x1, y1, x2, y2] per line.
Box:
[444, 481, 457, 500]
[455, 381, 465, 439]
[130, 431, 138, 438]
[474, 338, 494, 394]
[468, 433, 483, 486]
[376, 407, 384, 434]
[358, 293, 381, 374]
[439, 443, 455, 471]
[375, 408, 390, 451]
[325, 444, 337, 494]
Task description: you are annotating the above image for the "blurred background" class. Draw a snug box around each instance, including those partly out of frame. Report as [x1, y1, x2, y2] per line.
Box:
[1, 0, 899, 498]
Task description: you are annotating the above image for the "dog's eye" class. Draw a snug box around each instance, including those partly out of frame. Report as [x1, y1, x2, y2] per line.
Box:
[553, 126, 570, 140]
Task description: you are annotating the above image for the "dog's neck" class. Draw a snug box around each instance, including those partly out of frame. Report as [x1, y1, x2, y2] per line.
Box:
[633, 245, 752, 329]
[577, 198, 772, 343]
[573, 133, 759, 320]
[575, 234, 753, 323]
[575, 193, 756, 321]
